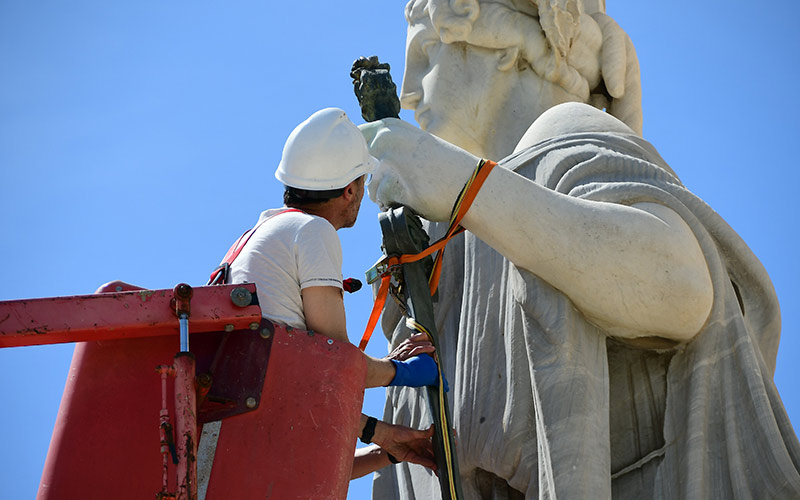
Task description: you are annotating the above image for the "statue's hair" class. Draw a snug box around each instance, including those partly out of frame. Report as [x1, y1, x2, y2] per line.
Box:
[405, 0, 589, 100]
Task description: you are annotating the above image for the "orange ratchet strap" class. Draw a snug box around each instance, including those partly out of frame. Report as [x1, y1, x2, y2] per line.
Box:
[358, 159, 497, 351]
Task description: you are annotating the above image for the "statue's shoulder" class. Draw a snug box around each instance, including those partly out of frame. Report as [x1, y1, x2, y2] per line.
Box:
[514, 102, 636, 154]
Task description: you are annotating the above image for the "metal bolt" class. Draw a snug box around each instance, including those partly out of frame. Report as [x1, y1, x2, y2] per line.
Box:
[249, 322, 260, 330]
[260, 328, 272, 339]
[224, 324, 235, 333]
[327, 339, 334, 345]
[245, 397, 257, 408]
[230, 287, 253, 308]
[175, 283, 193, 300]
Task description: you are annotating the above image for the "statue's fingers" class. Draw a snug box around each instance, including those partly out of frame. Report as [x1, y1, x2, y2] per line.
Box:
[366, 164, 384, 204]
[368, 161, 405, 208]
[568, 14, 602, 91]
[358, 121, 382, 145]
[609, 36, 643, 135]
[592, 12, 627, 99]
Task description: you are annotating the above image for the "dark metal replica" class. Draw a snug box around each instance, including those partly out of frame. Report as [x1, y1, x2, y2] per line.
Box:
[351, 55, 401, 122]
[353, 55, 463, 500]
[379, 208, 464, 500]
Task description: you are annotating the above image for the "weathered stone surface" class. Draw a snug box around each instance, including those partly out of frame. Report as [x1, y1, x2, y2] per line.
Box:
[362, 1, 800, 498]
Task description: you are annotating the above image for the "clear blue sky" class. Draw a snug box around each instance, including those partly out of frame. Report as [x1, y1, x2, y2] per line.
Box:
[1, 1, 798, 499]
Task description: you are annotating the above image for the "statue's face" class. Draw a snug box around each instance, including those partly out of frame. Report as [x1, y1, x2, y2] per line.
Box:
[400, 16, 505, 154]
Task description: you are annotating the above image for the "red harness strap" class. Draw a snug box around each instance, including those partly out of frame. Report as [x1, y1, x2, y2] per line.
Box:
[358, 159, 497, 351]
[208, 208, 303, 285]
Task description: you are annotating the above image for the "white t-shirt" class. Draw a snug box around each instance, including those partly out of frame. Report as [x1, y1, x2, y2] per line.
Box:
[229, 208, 342, 329]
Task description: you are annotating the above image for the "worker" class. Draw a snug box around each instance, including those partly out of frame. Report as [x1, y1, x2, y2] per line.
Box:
[228, 107, 441, 475]
[97, 108, 441, 475]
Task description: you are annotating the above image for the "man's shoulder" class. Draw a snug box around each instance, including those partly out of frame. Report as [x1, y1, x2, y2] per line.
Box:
[258, 208, 334, 231]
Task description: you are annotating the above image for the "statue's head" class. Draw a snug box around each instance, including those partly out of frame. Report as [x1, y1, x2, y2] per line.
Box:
[401, 0, 602, 153]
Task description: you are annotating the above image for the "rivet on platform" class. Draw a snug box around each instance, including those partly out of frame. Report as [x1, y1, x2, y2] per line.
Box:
[230, 287, 253, 308]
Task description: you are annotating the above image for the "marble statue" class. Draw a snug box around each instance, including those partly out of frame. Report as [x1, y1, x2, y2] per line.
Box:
[359, 0, 800, 498]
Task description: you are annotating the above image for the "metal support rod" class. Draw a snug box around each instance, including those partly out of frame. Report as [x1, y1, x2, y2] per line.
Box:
[174, 353, 198, 500]
[157, 365, 177, 498]
[173, 283, 197, 500]
[179, 314, 190, 353]
[174, 283, 193, 353]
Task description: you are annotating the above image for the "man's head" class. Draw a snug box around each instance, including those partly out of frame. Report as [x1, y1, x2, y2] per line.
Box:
[276, 108, 375, 228]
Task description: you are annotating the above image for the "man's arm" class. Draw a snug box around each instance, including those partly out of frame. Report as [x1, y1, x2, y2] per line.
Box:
[351, 423, 437, 479]
[354, 413, 436, 476]
[302, 286, 396, 388]
[351, 445, 393, 479]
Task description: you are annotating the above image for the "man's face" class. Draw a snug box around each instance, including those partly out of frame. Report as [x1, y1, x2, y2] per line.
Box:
[341, 176, 365, 229]
[400, 16, 503, 154]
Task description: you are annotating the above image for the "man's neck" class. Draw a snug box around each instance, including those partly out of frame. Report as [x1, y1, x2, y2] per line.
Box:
[292, 203, 344, 230]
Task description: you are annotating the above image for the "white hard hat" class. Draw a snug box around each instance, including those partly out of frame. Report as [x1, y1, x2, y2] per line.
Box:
[275, 107, 377, 191]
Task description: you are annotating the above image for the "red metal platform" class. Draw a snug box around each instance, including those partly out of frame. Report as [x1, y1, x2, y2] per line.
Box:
[0, 285, 366, 499]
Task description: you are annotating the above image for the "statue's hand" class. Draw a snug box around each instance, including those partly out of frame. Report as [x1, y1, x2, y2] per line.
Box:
[359, 119, 480, 221]
[566, 14, 603, 98]
[590, 12, 643, 134]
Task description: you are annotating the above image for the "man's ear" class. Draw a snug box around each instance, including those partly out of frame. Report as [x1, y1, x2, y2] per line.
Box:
[342, 180, 358, 200]
[497, 46, 519, 71]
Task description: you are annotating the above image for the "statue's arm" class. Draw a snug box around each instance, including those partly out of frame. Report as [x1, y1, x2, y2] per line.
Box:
[361, 119, 712, 341]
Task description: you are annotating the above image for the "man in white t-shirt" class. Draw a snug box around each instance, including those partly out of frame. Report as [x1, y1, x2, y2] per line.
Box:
[231, 108, 441, 475]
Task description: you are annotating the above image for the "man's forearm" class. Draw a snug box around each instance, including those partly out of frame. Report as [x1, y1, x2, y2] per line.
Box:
[364, 355, 396, 388]
[358, 413, 398, 447]
[356, 414, 437, 470]
[351, 444, 392, 479]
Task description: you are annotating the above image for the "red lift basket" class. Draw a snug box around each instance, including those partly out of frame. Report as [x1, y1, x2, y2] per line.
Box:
[0, 284, 367, 500]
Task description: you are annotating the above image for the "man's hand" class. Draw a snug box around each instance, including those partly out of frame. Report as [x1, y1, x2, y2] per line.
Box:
[389, 354, 441, 388]
[387, 332, 435, 361]
[387, 335, 449, 390]
[372, 422, 436, 471]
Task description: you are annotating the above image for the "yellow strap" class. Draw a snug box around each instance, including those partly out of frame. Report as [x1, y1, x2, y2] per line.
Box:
[406, 318, 458, 498]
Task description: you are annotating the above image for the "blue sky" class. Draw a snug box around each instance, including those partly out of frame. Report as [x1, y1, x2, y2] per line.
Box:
[1, 1, 798, 498]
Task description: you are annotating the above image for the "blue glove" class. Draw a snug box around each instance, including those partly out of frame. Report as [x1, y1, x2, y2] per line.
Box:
[389, 354, 449, 391]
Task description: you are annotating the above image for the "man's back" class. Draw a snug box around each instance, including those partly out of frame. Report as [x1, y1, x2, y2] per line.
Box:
[230, 208, 342, 329]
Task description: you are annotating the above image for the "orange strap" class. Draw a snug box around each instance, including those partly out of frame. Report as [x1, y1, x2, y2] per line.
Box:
[358, 275, 392, 350]
[358, 159, 496, 351]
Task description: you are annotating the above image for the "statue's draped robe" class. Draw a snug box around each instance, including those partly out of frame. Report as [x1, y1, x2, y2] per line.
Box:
[372, 132, 800, 499]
